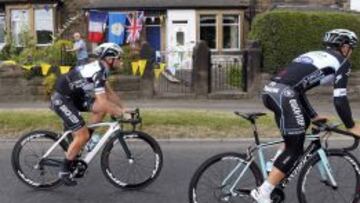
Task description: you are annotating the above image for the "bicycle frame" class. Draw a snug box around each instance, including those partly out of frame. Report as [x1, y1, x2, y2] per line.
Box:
[223, 133, 338, 196]
[40, 121, 121, 166]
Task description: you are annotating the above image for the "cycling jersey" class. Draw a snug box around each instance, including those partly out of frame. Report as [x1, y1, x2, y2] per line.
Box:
[55, 60, 109, 98]
[270, 49, 354, 128]
[50, 60, 109, 131]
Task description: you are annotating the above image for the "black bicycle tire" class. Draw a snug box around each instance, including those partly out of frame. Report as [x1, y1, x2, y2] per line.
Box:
[100, 130, 163, 190]
[297, 149, 360, 203]
[11, 130, 68, 189]
[189, 152, 263, 203]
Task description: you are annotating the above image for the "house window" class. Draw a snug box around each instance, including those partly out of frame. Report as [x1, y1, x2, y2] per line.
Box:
[0, 14, 5, 45]
[200, 15, 217, 49]
[11, 9, 29, 46]
[35, 8, 54, 45]
[176, 31, 184, 46]
[222, 15, 239, 49]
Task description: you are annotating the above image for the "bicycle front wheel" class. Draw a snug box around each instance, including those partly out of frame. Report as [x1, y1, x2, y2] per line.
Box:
[11, 130, 68, 189]
[101, 131, 163, 190]
[297, 149, 360, 203]
[189, 152, 263, 203]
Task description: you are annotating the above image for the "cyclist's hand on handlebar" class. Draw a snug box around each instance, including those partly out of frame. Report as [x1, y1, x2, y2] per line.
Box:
[311, 115, 328, 123]
[348, 125, 360, 138]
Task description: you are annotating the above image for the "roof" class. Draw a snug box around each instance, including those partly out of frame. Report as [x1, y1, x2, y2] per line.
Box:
[85, 0, 250, 9]
[0, 0, 60, 3]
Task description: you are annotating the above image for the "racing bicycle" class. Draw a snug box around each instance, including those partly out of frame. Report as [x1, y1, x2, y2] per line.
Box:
[189, 112, 360, 203]
[12, 109, 163, 190]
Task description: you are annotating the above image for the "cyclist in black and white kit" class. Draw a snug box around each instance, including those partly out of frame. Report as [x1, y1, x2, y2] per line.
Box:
[50, 43, 128, 186]
[251, 29, 360, 203]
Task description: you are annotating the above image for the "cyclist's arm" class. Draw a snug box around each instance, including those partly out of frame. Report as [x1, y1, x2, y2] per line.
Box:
[91, 67, 123, 116]
[93, 92, 123, 116]
[333, 62, 355, 129]
[105, 82, 123, 108]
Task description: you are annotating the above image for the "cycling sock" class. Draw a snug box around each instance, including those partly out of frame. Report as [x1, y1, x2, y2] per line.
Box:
[259, 180, 275, 198]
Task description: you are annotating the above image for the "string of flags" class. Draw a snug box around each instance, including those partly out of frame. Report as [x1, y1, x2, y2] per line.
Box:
[1, 59, 167, 79]
[131, 59, 166, 79]
[1, 60, 71, 76]
[88, 10, 145, 46]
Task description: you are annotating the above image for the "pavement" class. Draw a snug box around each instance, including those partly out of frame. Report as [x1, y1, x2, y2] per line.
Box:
[2, 140, 359, 203]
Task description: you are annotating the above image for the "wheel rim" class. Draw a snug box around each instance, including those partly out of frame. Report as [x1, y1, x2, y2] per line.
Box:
[301, 154, 359, 203]
[15, 133, 64, 187]
[192, 155, 257, 203]
[105, 135, 161, 187]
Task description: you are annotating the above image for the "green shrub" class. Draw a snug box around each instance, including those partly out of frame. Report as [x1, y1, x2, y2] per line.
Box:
[119, 45, 140, 75]
[227, 64, 243, 88]
[250, 10, 360, 73]
[43, 73, 57, 97]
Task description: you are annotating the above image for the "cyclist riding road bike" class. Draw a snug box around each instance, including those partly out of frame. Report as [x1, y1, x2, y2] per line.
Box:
[50, 43, 127, 186]
[251, 29, 360, 203]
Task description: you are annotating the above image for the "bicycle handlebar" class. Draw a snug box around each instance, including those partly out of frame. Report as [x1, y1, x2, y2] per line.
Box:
[312, 120, 359, 151]
[111, 108, 142, 129]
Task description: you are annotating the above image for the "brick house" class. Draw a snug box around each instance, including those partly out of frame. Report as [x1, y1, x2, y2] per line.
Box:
[0, 0, 356, 53]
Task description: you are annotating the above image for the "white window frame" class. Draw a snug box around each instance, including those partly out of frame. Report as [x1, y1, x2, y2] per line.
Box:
[222, 14, 241, 51]
[10, 9, 30, 47]
[34, 7, 54, 46]
[0, 13, 5, 50]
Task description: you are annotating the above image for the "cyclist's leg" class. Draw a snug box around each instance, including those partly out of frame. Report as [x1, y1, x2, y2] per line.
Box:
[253, 86, 307, 202]
[89, 99, 106, 124]
[50, 92, 88, 186]
[269, 89, 307, 187]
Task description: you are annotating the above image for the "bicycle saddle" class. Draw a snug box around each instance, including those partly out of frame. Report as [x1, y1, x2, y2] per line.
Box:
[234, 112, 266, 122]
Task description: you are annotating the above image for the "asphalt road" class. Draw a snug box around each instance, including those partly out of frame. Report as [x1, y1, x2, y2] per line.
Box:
[1, 140, 359, 203]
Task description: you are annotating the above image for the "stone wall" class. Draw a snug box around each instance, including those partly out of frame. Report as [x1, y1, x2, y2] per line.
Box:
[0, 67, 47, 102]
[0, 66, 142, 102]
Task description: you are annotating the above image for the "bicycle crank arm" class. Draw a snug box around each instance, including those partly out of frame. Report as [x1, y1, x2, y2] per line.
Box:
[38, 158, 62, 168]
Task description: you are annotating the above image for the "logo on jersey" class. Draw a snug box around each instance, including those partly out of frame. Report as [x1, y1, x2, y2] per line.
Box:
[53, 99, 63, 106]
[283, 89, 295, 98]
[289, 99, 305, 127]
[293, 56, 314, 64]
[335, 75, 342, 84]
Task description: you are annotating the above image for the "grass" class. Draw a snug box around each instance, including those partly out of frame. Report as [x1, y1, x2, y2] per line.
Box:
[0, 109, 339, 139]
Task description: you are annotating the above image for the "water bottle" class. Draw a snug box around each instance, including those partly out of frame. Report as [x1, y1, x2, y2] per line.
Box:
[266, 160, 274, 173]
[266, 149, 283, 173]
[86, 133, 101, 152]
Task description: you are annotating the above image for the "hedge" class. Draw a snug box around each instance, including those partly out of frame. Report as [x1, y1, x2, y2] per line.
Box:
[250, 10, 360, 73]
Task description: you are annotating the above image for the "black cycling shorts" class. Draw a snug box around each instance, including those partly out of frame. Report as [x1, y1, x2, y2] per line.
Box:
[262, 82, 310, 137]
[50, 92, 89, 132]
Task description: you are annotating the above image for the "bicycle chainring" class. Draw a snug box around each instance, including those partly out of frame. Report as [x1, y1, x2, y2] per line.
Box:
[70, 159, 88, 178]
[271, 188, 285, 203]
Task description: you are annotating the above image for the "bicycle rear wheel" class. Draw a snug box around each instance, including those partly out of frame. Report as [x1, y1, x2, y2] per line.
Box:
[297, 149, 360, 203]
[189, 152, 263, 203]
[101, 130, 163, 190]
[11, 130, 68, 189]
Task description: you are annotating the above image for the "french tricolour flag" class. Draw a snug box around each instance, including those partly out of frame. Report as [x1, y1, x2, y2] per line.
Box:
[88, 10, 108, 43]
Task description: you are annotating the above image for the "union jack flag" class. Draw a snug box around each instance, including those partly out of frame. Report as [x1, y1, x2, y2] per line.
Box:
[126, 11, 144, 45]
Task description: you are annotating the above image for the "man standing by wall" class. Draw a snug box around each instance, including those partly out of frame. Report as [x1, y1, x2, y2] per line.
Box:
[67, 32, 89, 66]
